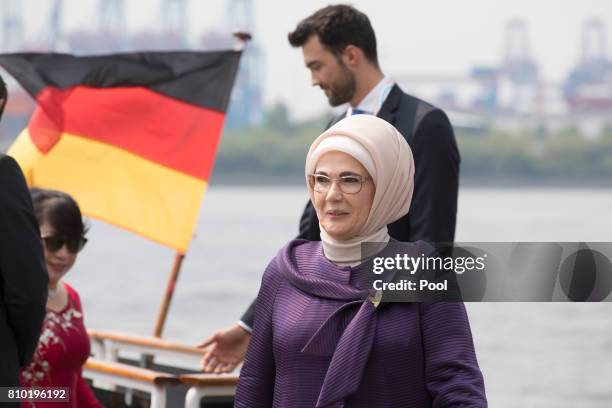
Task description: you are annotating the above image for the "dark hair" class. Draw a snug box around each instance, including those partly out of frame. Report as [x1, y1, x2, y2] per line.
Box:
[288, 5, 379, 66]
[0, 73, 6, 120]
[30, 188, 88, 239]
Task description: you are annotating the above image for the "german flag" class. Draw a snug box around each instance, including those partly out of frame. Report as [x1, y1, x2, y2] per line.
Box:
[1, 51, 241, 253]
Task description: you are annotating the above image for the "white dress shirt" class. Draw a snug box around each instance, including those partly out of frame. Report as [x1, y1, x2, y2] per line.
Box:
[346, 75, 395, 116]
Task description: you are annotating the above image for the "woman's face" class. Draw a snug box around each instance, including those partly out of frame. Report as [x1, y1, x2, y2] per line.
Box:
[40, 221, 78, 286]
[312, 151, 375, 241]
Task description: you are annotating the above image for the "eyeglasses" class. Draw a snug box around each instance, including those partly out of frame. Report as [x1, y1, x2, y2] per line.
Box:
[308, 173, 372, 195]
[41, 235, 88, 253]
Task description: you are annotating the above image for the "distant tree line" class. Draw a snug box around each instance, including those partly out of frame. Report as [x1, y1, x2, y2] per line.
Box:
[212, 103, 612, 185]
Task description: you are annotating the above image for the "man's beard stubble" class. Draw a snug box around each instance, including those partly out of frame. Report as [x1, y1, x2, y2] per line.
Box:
[325, 62, 356, 107]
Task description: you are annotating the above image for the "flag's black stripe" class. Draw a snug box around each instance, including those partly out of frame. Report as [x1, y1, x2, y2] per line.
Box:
[0, 51, 241, 113]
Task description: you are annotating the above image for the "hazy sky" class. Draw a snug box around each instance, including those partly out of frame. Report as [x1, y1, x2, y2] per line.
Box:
[13, 0, 612, 119]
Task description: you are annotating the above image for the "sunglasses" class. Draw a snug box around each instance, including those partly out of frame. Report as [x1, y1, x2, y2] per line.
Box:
[41, 235, 88, 253]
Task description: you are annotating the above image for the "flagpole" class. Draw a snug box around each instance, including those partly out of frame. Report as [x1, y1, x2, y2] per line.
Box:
[152, 32, 250, 339]
[153, 252, 185, 337]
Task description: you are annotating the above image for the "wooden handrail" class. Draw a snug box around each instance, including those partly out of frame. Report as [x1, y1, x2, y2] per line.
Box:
[88, 329, 204, 356]
[179, 373, 239, 387]
[84, 358, 181, 386]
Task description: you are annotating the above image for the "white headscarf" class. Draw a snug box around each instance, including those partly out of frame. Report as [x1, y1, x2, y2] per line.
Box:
[305, 115, 415, 265]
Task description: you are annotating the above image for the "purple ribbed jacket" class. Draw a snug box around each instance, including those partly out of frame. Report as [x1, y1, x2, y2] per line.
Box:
[235, 240, 487, 407]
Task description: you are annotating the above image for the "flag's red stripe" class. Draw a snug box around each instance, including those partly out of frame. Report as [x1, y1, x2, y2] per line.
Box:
[28, 86, 226, 180]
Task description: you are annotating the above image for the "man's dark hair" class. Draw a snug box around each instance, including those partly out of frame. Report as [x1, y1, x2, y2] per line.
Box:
[288, 4, 379, 66]
[0, 73, 6, 120]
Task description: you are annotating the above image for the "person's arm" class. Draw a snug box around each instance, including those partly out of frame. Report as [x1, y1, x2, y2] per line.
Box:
[408, 110, 459, 242]
[239, 300, 256, 330]
[234, 259, 281, 407]
[0, 155, 48, 367]
[421, 302, 487, 406]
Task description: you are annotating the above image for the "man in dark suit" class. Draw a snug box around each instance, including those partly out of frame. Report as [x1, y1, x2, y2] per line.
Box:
[199, 4, 459, 373]
[0, 74, 48, 390]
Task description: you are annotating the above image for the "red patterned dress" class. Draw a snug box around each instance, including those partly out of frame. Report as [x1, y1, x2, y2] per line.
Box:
[20, 283, 101, 407]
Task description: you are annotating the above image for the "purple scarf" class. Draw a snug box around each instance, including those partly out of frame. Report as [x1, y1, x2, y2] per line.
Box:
[277, 240, 379, 408]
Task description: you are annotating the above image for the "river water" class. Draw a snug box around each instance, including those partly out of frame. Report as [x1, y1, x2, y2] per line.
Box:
[69, 186, 612, 407]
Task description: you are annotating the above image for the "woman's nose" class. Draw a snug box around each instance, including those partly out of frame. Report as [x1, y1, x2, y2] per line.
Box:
[326, 181, 343, 201]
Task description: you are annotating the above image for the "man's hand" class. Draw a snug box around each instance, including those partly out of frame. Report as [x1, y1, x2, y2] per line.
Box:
[198, 323, 251, 373]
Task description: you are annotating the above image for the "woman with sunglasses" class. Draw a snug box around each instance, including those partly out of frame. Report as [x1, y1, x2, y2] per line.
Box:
[20, 189, 101, 407]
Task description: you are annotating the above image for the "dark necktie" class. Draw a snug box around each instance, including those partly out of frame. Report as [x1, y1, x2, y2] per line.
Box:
[351, 108, 368, 115]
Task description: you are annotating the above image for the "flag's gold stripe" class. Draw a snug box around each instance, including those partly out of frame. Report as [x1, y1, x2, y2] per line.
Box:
[7, 129, 44, 186]
[10, 131, 206, 252]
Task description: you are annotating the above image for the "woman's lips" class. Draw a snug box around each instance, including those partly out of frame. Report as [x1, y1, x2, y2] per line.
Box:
[47, 263, 66, 274]
[327, 210, 348, 218]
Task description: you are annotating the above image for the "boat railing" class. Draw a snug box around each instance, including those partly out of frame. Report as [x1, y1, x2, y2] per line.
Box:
[85, 330, 238, 407]
[87, 329, 204, 368]
[84, 358, 181, 408]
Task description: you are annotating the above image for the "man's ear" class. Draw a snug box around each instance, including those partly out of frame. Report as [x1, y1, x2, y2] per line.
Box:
[341, 45, 362, 68]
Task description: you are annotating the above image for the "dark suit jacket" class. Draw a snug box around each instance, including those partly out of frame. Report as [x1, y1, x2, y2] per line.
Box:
[241, 84, 460, 327]
[0, 154, 48, 387]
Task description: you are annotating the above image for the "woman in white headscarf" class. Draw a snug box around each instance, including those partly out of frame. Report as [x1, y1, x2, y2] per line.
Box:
[235, 115, 487, 408]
